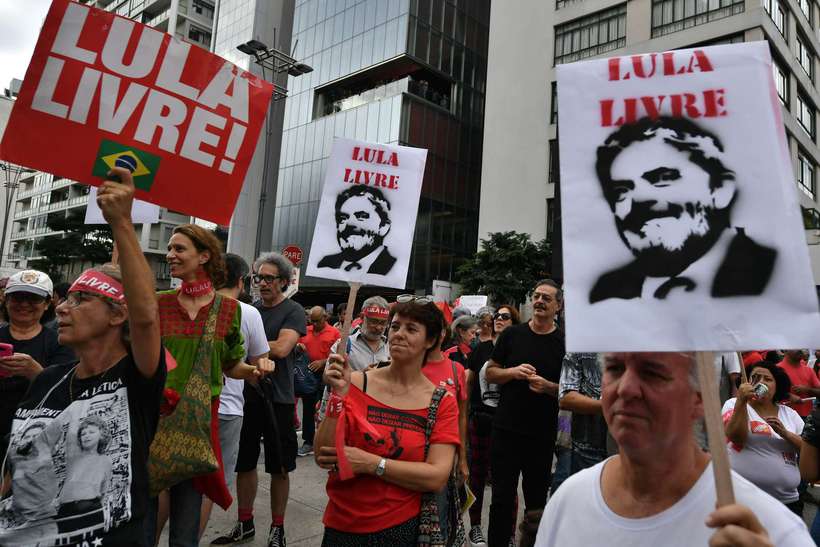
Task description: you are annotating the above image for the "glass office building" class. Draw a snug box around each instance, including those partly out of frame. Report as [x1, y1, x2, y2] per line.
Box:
[272, 0, 490, 294]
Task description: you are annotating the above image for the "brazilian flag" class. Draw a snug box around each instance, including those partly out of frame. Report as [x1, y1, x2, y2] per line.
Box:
[92, 140, 160, 191]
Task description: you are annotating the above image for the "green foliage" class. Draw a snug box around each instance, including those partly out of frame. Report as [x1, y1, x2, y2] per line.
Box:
[30, 214, 113, 282]
[455, 231, 552, 306]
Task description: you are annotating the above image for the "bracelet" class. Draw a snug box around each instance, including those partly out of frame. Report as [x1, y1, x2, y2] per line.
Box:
[327, 393, 345, 418]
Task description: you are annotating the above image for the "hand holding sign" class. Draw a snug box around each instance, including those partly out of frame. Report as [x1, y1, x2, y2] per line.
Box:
[97, 167, 136, 227]
[324, 353, 351, 397]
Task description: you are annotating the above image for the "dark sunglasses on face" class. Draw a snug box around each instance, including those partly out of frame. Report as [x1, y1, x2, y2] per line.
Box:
[494, 312, 512, 321]
[252, 274, 282, 285]
[7, 293, 47, 305]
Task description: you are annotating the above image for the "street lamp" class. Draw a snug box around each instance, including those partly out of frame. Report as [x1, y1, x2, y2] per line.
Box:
[236, 37, 313, 258]
[0, 163, 34, 267]
[236, 39, 313, 101]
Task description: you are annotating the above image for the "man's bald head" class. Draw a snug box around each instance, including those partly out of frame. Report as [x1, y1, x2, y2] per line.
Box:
[309, 306, 327, 330]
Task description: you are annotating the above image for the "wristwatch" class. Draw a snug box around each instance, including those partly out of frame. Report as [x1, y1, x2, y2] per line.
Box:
[375, 457, 387, 477]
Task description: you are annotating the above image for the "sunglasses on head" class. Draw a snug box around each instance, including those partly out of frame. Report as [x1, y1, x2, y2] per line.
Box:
[494, 312, 512, 321]
[396, 294, 435, 305]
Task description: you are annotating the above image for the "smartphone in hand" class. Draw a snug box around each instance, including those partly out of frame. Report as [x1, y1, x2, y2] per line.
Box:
[0, 343, 13, 378]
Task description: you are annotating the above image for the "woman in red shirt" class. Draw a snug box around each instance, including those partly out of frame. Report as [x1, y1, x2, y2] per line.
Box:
[315, 298, 460, 545]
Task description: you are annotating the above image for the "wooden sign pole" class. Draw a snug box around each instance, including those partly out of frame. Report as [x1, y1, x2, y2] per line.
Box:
[737, 351, 748, 384]
[336, 282, 362, 361]
[696, 351, 735, 506]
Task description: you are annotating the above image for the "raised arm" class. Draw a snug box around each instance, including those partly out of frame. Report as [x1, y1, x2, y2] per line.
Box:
[724, 387, 753, 447]
[97, 167, 160, 378]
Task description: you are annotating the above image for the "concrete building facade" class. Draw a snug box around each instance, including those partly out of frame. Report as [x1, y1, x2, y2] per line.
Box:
[479, 0, 820, 281]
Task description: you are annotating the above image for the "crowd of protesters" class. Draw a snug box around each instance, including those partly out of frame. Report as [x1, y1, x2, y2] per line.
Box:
[0, 166, 814, 547]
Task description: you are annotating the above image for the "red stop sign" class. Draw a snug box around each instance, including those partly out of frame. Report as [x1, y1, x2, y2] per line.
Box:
[282, 245, 303, 266]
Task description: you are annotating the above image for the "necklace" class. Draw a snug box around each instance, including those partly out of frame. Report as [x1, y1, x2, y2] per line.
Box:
[69, 365, 113, 402]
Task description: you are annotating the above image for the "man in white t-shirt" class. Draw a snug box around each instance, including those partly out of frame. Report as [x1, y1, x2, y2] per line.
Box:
[535, 352, 813, 547]
[199, 253, 271, 539]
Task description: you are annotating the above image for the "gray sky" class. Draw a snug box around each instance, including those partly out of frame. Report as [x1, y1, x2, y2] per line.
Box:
[0, 0, 52, 91]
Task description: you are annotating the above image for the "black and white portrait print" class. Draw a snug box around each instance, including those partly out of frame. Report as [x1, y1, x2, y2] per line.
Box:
[0, 380, 132, 546]
[317, 185, 397, 275]
[307, 137, 427, 289]
[589, 116, 778, 303]
[556, 42, 820, 351]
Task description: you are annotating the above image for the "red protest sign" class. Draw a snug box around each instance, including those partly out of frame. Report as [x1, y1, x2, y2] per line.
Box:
[0, 0, 272, 224]
[282, 245, 303, 266]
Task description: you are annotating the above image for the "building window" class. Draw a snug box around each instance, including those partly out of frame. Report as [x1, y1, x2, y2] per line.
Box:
[798, 151, 816, 198]
[798, 93, 816, 137]
[549, 140, 560, 184]
[763, 0, 788, 37]
[554, 4, 627, 65]
[798, 0, 813, 21]
[187, 26, 211, 46]
[773, 59, 789, 105]
[556, 0, 582, 10]
[651, 0, 746, 38]
[797, 35, 815, 81]
[550, 82, 558, 125]
[547, 198, 556, 236]
[193, 0, 215, 19]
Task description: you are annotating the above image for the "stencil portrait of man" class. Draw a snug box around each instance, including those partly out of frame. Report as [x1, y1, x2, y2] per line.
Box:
[590, 116, 777, 303]
[317, 185, 397, 275]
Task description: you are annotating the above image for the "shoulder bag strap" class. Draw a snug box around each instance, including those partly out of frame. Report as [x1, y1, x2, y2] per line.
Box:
[193, 293, 222, 376]
[450, 360, 461, 399]
[423, 387, 447, 458]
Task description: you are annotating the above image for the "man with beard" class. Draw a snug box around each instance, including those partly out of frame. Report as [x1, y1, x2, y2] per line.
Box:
[317, 186, 396, 275]
[590, 117, 777, 303]
[485, 280, 565, 546]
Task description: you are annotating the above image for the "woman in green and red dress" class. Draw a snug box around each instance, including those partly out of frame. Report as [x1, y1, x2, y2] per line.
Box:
[145, 224, 271, 547]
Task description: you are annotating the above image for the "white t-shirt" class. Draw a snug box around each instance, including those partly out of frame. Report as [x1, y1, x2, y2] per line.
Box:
[219, 300, 270, 416]
[721, 398, 804, 503]
[714, 352, 741, 376]
[535, 458, 812, 547]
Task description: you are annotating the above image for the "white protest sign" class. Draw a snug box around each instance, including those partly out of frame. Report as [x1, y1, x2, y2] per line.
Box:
[459, 295, 488, 315]
[306, 137, 427, 289]
[84, 186, 160, 225]
[557, 42, 820, 351]
[284, 267, 300, 299]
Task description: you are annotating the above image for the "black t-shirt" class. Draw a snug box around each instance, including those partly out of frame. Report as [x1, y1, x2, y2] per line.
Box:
[255, 298, 307, 404]
[490, 322, 565, 438]
[0, 325, 76, 394]
[467, 340, 495, 413]
[0, 350, 166, 545]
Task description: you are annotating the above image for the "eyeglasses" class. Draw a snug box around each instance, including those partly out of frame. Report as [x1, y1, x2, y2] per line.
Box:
[396, 294, 435, 305]
[494, 312, 512, 321]
[252, 274, 282, 285]
[63, 292, 115, 308]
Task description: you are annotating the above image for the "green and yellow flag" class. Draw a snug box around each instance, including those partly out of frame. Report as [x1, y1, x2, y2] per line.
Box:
[92, 139, 160, 191]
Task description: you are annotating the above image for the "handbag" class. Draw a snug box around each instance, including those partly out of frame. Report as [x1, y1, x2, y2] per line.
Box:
[147, 294, 223, 496]
[294, 347, 320, 397]
[417, 387, 466, 547]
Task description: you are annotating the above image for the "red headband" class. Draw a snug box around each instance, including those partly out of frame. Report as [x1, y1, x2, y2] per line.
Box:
[70, 270, 125, 302]
[363, 306, 389, 319]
